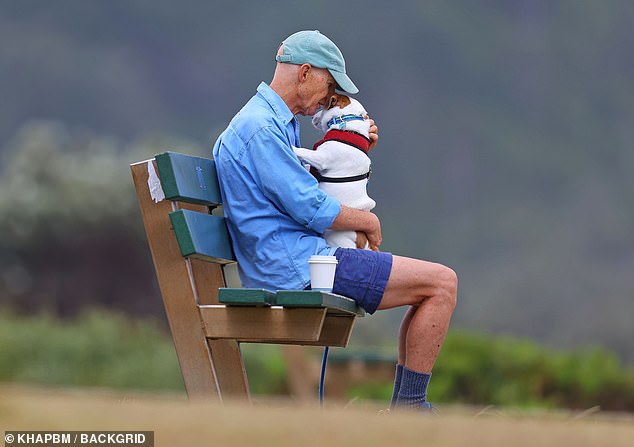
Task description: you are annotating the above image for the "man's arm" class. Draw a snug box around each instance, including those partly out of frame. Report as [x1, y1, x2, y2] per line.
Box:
[331, 205, 382, 249]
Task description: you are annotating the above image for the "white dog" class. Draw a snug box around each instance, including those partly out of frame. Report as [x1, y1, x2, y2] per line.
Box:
[294, 94, 377, 250]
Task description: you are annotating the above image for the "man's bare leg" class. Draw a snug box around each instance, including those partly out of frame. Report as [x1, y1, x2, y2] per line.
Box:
[398, 305, 417, 365]
[379, 255, 458, 408]
[389, 304, 417, 407]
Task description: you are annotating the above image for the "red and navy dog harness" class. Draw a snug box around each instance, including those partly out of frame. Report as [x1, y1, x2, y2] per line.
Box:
[310, 129, 372, 183]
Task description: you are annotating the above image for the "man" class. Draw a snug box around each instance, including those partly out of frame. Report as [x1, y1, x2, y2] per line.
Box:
[212, 30, 457, 411]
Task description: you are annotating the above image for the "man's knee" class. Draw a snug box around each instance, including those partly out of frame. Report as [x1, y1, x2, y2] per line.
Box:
[435, 265, 458, 309]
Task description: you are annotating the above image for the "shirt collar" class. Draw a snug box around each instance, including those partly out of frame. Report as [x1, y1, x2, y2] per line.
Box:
[257, 82, 295, 125]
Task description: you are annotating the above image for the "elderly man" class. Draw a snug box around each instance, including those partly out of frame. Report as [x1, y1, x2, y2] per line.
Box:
[212, 30, 457, 411]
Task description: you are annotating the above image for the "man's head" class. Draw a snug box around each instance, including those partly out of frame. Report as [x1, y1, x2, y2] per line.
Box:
[270, 31, 358, 117]
[275, 30, 358, 95]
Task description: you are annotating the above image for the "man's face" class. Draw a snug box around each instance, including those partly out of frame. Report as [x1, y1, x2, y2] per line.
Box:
[297, 66, 336, 116]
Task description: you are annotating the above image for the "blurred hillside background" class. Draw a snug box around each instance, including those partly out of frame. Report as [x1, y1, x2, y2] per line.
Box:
[1, 0, 633, 405]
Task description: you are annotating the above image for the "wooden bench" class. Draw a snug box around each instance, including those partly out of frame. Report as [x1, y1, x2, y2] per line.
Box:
[130, 151, 364, 403]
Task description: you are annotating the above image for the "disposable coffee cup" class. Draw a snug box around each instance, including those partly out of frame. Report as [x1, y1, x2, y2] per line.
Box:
[309, 255, 338, 292]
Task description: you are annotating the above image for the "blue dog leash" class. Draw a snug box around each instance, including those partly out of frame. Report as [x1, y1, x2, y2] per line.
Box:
[319, 346, 330, 407]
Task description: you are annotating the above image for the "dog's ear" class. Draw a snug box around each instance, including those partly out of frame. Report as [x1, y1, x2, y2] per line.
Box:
[337, 95, 351, 109]
[327, 95, 338, 110]
[327, 94, 352, 110]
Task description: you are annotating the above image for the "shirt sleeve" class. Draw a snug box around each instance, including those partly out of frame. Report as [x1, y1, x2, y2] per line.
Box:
[246, 126, 341, 234]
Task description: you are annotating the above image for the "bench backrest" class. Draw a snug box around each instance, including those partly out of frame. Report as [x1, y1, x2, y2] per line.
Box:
[155, 151, 222, 205]
[155, 152, 235, 264]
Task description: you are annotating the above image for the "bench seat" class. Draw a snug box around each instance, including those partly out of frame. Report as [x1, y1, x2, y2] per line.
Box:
[219, 288, 364, 316]
[217, 288, 277, 306]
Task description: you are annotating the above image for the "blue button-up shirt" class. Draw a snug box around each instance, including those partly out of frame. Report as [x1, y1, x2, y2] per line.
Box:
[212, 82, 341, 290]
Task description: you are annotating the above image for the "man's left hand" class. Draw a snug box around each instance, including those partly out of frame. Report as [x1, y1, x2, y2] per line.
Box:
[367, 117, 379, 150]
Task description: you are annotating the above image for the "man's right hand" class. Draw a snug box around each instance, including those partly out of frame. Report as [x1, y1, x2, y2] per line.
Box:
[331, 205, 382, 249]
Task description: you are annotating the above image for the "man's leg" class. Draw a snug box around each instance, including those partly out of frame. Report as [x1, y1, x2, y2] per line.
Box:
[390, 305, 416, 408]
[379, 255, 458, 409]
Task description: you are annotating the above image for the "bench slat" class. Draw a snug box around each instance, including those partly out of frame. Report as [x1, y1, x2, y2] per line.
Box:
[169, 209, 235, 263]
[199, 306, 353, 347]
[218, 288, 276, 306]
[199, 306, 326, 343]
[314, 314, 357, 346]
[275, 290, 364, 316]
[156, 151, 222, 205]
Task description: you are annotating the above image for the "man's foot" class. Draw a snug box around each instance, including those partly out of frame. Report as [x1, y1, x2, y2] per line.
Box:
[387, 401, 438, 415]
[419, 401, 440, 415]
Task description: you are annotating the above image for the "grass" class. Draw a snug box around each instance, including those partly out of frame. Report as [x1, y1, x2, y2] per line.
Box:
[1, 383, 633, 447]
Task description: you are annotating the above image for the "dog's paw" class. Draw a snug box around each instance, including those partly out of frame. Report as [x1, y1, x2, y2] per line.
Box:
[355, 231, 370, 250]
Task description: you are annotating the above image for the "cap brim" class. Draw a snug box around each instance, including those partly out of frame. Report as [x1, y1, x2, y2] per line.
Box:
[330, 70, 359, 94]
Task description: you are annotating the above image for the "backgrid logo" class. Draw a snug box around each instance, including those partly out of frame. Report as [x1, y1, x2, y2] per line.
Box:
[4, 431, 153, 447]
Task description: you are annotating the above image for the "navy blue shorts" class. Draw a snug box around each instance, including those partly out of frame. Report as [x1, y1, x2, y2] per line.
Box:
[331, 248, 393, 315]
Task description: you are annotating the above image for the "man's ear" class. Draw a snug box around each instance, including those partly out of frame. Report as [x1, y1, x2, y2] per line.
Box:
[298, 64, 311, 82]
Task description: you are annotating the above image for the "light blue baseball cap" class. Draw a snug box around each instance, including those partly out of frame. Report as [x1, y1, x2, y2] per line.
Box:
[275, 30, 359, 94]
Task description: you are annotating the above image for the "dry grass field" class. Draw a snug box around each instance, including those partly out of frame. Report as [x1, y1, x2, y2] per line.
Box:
[1, 383, 633, 447]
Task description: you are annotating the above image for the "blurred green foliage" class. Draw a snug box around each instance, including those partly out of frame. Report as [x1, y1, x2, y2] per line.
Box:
[0, 121, 204, 245]
[429, 331, 634, 411]
[240, 344, 289, 396]
[0, 309, 183, 391]
[0, 122, 206, 317]
[0, 309, 290, 397]
[1, 311, 632, 411]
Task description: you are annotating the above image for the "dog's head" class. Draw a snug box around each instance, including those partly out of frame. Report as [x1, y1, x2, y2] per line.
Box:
[312, 94, 369, 135]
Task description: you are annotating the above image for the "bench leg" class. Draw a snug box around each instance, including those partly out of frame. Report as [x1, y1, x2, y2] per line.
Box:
[208, 339, 251, 402]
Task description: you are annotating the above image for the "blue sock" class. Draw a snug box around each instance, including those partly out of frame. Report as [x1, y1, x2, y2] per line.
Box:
[390, 364, 404, 409]
[395, 366, 432, 409]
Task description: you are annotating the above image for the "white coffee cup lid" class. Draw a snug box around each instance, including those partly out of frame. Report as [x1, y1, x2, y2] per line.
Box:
[309, 255, 338, 263]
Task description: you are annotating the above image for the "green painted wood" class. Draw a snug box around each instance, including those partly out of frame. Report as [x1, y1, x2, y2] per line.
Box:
[275, 290, 364, 316]
[156, 151, 222, 205]
[219, 288, 276, 306]
[169, 209, 235, 263]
